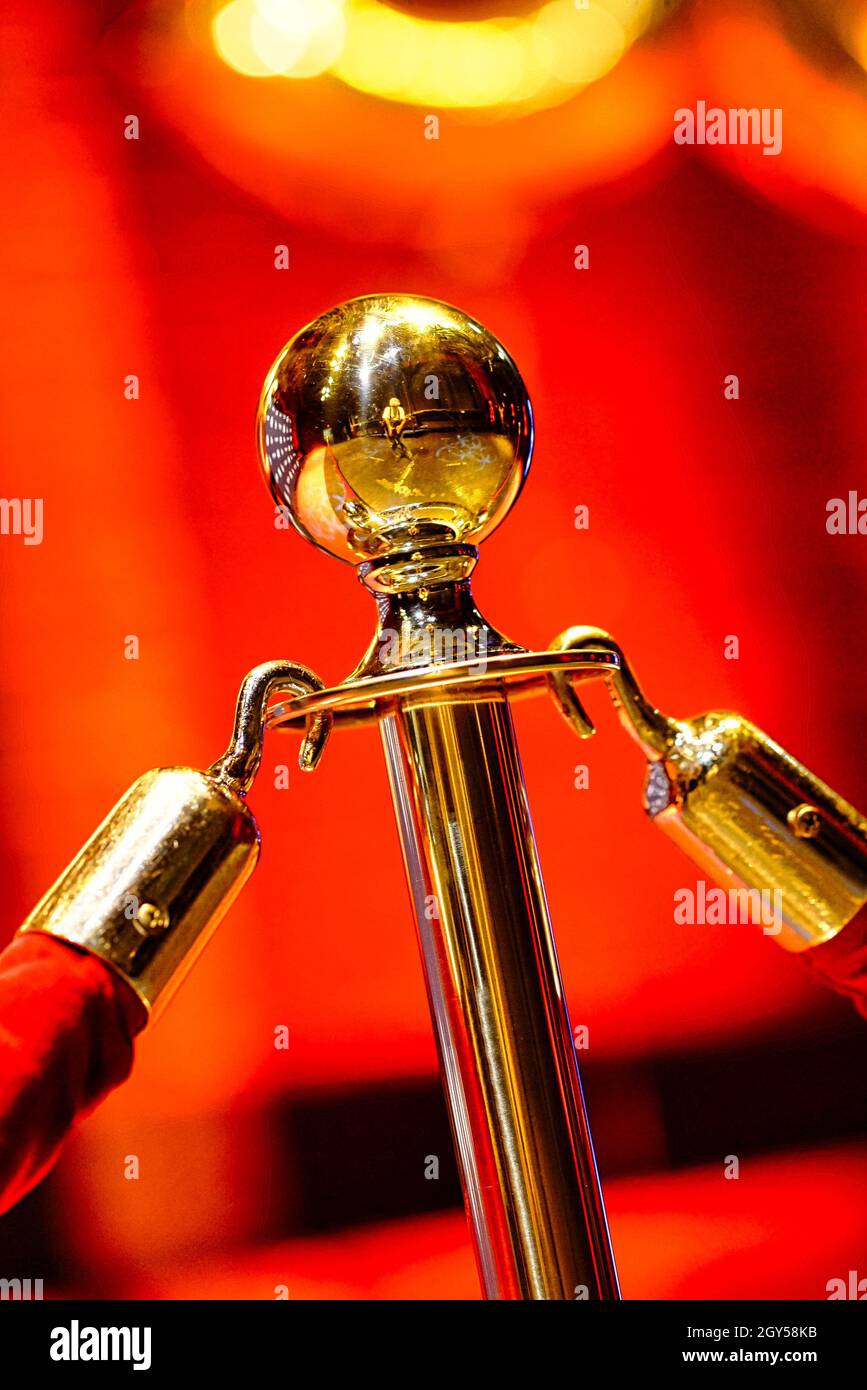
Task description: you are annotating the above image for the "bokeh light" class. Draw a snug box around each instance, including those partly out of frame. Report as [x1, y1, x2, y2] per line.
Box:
[212, 0, 667, 110]
[214, 0, 347, 80]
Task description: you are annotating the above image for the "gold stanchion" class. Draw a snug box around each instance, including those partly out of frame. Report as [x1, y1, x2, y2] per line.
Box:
[21, 293, 867, 1297]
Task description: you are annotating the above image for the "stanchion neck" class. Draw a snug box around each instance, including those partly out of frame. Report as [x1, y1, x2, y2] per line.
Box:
[352, 543, 522, 679]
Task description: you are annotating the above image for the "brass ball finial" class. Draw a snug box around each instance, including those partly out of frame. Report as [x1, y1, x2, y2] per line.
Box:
[257, 294, 533, 566]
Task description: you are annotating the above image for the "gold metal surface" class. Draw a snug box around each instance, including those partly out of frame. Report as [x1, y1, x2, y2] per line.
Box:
[18, 659, 330, 1014]
[259, 295, 619, 1300]
[550, 626, 867, 952]
[382, 698, 619, 1299]
[210, 658, 332, 791]
[266, 648, 620, 731]
[18, 768, 259, 1014]
[257, 294, 532, 565]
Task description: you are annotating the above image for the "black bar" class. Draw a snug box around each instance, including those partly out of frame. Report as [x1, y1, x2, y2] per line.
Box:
[0, 1298, 862, 1374]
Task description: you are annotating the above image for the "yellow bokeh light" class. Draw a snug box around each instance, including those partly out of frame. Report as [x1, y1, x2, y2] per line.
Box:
[532, 2, 625, 88]
[213, 0, 663, 109]
[336, 6, 406, 99]
[213, 1, 276, 78]
[250, 11, 307, 75]
[444, 24, 530, 109]
[256, 0, 347, 79]
[335, 8, 547, 109]
[603, 0, 657, 46]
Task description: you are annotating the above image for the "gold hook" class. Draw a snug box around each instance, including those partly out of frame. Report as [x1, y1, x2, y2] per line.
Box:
[210, 660, 332, 795]
[548, 626, 676, 757]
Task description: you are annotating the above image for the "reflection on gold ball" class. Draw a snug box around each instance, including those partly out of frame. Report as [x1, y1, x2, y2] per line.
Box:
[257, 294, 533, 564]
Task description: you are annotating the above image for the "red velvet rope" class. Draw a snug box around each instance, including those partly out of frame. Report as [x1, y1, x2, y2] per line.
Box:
[0, 934, 146, 1216]
[802, 901, 867, 1022]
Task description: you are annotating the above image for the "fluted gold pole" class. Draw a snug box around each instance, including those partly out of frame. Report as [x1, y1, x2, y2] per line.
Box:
[382, 697, 618, 1298]
[257, 293, 620, 1298]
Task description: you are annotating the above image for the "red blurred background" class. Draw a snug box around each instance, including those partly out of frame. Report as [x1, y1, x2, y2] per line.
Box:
[1, 0, 866, 1298]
